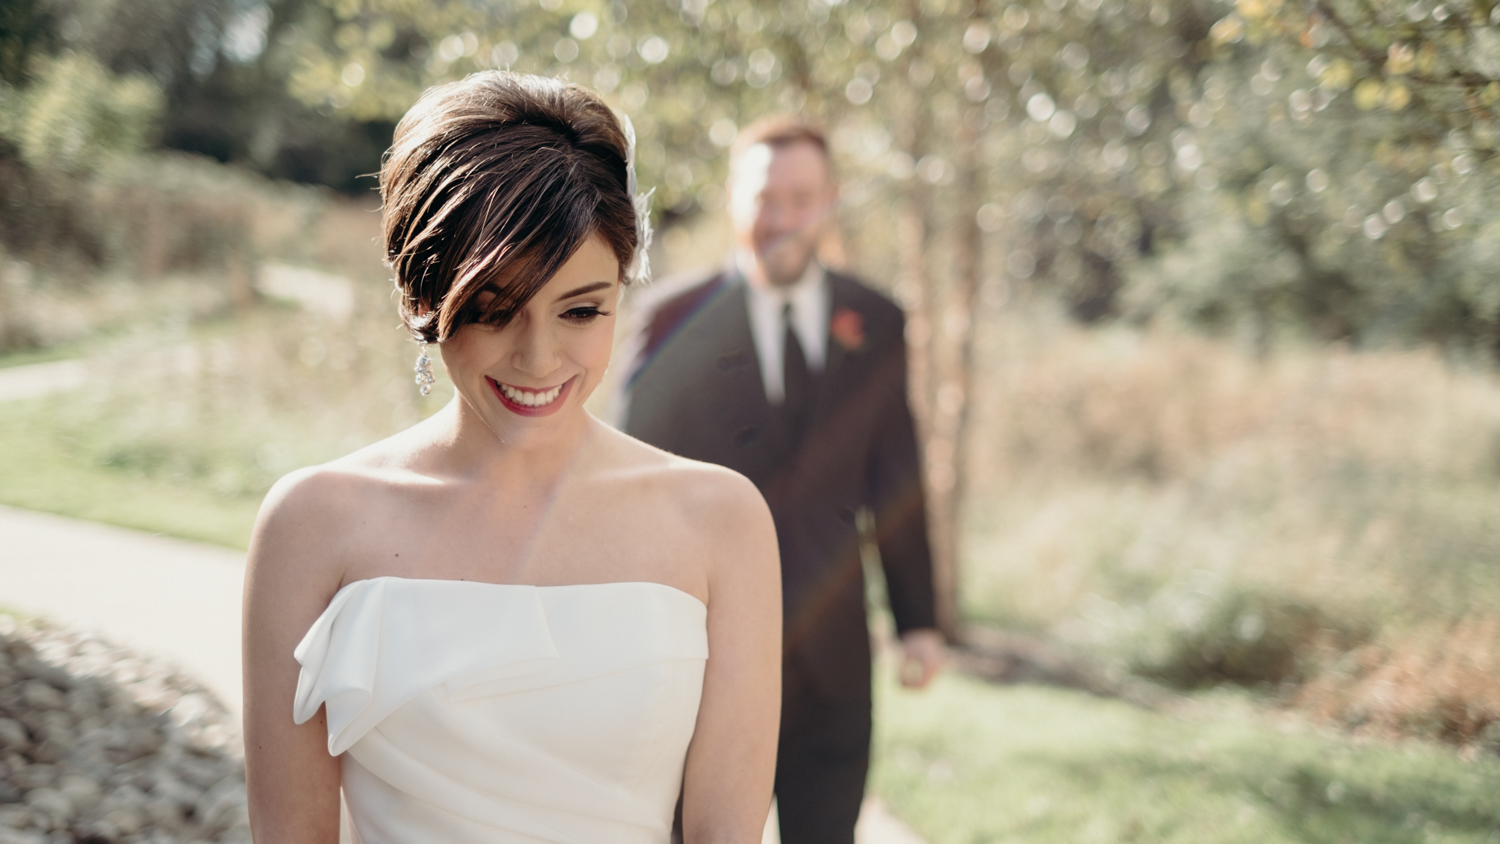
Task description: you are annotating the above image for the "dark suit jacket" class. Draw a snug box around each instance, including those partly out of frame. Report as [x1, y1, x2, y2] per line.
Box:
[621, 267, 936, 703]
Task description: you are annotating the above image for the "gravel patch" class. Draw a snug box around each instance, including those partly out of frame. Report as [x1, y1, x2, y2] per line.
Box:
[0, 615, 248, 844]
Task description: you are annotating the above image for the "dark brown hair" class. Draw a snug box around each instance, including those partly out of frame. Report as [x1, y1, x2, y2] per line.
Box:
[729, 114, 832, 173]
[381, 72, 637, 343]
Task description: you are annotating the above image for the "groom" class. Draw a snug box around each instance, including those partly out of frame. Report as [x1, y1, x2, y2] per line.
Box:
[621, 117, 943, 844]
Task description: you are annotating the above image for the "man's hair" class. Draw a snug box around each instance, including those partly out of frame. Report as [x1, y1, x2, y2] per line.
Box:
[380, 71, 638, 344]
[729, 115, 832, 175]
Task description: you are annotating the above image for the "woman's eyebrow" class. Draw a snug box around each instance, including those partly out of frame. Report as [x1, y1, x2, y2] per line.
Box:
[553, 281, 613, 301]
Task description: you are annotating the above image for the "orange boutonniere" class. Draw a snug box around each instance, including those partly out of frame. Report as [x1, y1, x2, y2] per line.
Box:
[830, 307, 865, 351]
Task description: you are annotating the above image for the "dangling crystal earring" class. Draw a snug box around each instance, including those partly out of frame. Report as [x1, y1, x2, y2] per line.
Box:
[414, 342, 435, 396]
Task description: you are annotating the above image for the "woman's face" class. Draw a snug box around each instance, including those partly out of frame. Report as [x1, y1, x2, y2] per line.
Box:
[440, 233, 621, 444]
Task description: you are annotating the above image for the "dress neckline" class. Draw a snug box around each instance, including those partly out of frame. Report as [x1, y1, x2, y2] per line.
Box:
[333, 575, 707, 610]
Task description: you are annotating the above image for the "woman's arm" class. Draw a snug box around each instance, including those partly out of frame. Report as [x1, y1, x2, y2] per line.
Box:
[679, 469, 782, 844]
[242, 469, 348, 842]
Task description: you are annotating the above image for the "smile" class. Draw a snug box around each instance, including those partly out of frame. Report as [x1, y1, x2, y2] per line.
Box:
[487, 377, 572, 417]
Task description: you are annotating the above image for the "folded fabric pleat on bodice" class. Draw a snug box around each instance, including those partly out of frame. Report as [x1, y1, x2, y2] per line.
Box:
[293, 577, 708, 844]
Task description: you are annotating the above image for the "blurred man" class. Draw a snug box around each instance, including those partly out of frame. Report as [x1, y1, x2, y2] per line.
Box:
[621, 117, 943, 844]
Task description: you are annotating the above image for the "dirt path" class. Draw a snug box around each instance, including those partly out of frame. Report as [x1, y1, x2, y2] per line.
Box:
[0, 504, 927, 843]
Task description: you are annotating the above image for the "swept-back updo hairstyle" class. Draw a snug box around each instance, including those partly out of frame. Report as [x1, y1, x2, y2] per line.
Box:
[381, 71, 639, 344]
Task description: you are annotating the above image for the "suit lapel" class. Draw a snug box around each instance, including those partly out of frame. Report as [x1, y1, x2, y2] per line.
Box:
[692, 274, 778, 452]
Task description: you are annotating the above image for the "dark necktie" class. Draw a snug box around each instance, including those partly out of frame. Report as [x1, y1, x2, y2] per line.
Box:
[782, 302, 812, 439]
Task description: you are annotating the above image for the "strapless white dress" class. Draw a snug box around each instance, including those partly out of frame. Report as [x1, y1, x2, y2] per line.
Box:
[292, 577, 708, 844]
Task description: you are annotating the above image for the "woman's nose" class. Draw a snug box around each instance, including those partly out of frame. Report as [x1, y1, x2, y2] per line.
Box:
[511, 320, 560, 377]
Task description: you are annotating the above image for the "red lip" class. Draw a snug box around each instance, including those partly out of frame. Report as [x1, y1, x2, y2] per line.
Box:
[487, 376, 574, 417]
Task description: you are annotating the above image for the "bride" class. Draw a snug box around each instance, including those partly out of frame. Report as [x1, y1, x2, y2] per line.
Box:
[241, 72, 781, 843]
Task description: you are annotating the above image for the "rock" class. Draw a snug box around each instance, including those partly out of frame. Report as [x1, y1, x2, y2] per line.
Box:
[20, 788, 67, 813]
[19, 683, 63, 712]
[100, 803, 146, 835]
[0, 719, 27, 752]
[0, 827, 46, 844]
[0, 803, 32, 828]
[22, 788, 70, 831]
[196, 778, 248, 833]
[56, 775, 100, 814]
[0, 618, 249, 842]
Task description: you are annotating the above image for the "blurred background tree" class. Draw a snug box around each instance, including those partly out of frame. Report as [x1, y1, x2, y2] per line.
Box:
[2, 0, 1497, 639]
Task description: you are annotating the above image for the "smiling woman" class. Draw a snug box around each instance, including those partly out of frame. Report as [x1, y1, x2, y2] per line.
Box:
[241, 71, 781, 844]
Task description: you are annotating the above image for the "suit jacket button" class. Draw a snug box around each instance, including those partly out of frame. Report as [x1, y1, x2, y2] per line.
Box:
[732, 426, 760, 447]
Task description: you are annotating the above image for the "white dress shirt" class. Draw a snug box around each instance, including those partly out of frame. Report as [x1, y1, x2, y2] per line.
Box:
[739, 254, 830, 406]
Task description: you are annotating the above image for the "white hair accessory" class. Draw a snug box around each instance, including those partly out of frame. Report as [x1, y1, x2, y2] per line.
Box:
[620, 114, 654, 286]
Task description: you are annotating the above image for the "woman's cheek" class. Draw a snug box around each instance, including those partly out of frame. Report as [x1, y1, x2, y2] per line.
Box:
[584, 321, 617, 371]
[438, 326, 498, 384]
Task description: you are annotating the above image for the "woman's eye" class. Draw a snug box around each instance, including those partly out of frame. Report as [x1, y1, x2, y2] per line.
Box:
[563, 306, 611, 323]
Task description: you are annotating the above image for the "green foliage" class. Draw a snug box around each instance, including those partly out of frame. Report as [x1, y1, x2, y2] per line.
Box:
[0, 51, 162, 174]
[1089, 573, 1358, 689]
[269, 0, 1500, 353]
[0, 0, 58, 86]
[956, 310, 1500, 711]
[0, 147, 326, 297]
[6, 0, 1496, 350]
[1220, 0, 1500, 158]
[1120, 1, 1500, 349]
[1, 0, 396, 190]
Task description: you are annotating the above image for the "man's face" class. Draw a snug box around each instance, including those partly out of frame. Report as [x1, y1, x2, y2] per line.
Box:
[727, 140, 837, 288]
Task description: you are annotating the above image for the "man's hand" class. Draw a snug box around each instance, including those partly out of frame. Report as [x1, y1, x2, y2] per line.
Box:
[897, 628, 945, 689]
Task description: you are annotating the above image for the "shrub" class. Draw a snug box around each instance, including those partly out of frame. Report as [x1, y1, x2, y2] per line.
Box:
[960, 310, 1500, 727]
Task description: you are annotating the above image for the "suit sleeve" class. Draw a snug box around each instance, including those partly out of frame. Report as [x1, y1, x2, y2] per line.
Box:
[866, 319, 938, 636]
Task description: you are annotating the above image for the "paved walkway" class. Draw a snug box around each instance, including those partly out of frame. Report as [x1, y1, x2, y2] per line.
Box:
[0, 504, 926, 843]
[0, 359, 88, 401]
[0, 505, 246, 708]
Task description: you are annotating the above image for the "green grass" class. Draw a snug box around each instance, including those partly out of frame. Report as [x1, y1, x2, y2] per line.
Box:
[0, 341, 94, 369]
[872, 666, 1500, 844]
[0, 398, 259, 548]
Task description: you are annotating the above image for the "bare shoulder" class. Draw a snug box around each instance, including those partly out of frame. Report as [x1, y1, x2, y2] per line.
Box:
[256, 454, 371, 535]
[595, 426, 777, 591]
[248, 434, 422, 583]
[598, 424, 769, 530]
[647, 453, 778, 605]
[248, 464, 359, 581]
[674, 458, 768, 528]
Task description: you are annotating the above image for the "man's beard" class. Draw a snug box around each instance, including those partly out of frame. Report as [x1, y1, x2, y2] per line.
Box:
[759, 238, 818, 287]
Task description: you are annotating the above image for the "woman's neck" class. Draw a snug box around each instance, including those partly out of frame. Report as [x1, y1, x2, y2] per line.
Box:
[426, 396, 598, 491]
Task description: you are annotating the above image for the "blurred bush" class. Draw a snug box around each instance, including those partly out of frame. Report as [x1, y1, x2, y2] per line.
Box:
[957, 306, 1500, 733]
[0, 149, 326, 354]
[1297, 614, 1500, 744]
[0, 51, 160, 175]
[40, 281, 440, 502]
[0, 46, 329, 313]
[1, 0, 392, 189]
[1085, 574, 1360, 689]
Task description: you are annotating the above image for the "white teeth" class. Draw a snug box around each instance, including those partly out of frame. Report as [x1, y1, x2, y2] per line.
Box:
[498, 382, 563, 407]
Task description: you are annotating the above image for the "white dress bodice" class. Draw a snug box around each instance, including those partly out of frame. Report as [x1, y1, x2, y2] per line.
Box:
[293, 577, 708, 844]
